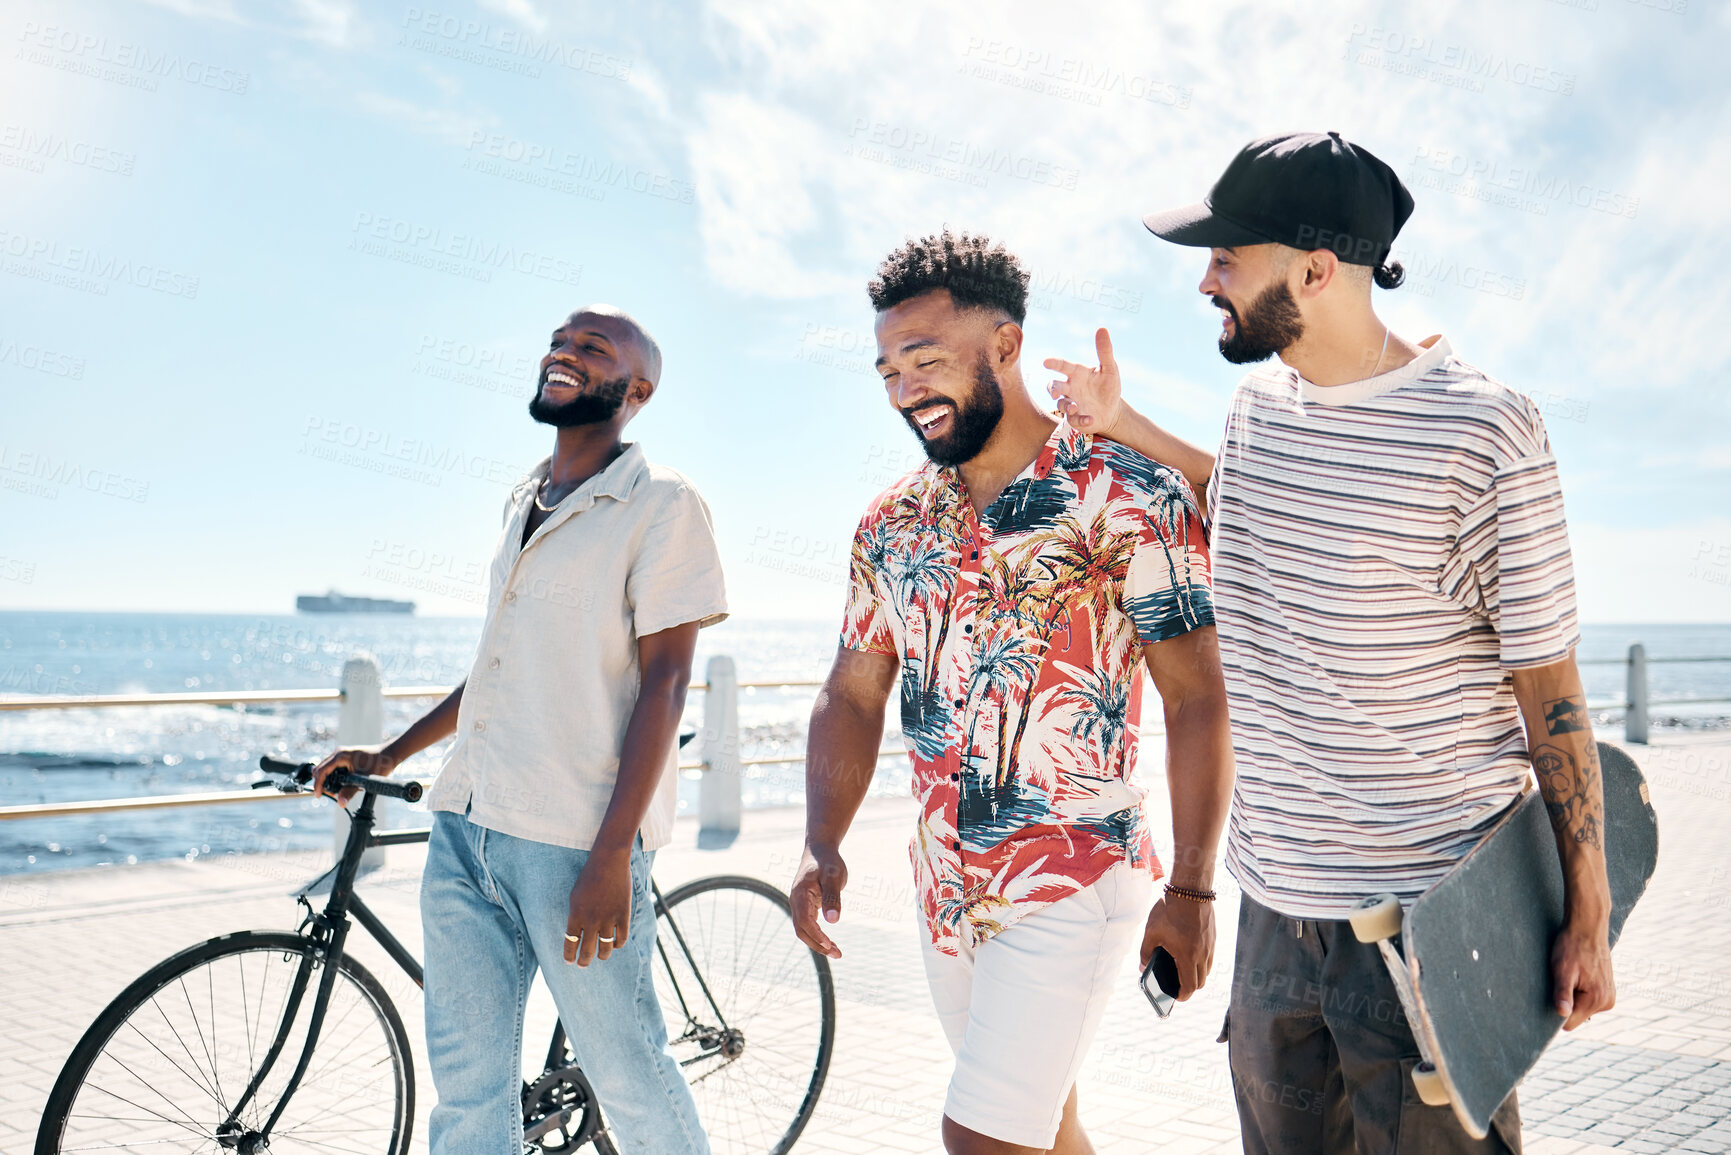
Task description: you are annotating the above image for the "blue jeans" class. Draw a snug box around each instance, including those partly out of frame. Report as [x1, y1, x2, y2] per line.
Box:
[419, 811, 710, 1155]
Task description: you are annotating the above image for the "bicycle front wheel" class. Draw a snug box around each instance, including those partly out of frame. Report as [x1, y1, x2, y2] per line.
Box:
[37, 929, 413, 1155]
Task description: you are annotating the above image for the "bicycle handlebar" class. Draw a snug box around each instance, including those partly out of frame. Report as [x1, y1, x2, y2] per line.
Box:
[258, 756, 425, 803]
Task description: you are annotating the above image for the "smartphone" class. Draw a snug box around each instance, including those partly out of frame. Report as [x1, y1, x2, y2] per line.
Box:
[1141, 946, 1181, 1019]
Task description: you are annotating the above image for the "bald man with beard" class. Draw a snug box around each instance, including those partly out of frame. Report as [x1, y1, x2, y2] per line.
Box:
[316, 305, 727, 1155]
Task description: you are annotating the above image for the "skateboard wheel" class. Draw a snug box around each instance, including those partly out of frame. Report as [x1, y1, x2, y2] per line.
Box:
[1412, 1061, 1450, 1106]
[1348, 893, 1404, 943]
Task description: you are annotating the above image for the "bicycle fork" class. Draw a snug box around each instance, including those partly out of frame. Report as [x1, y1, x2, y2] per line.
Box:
[217, 796, 379, 1150]
[214, 916, 355, 1152]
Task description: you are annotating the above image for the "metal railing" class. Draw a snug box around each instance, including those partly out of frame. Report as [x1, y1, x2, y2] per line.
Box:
[1576, 643, 1731, 744]
[0, 678, 825, 711]
[1, 642, 1726, 837]
[0, 656, 873, 853]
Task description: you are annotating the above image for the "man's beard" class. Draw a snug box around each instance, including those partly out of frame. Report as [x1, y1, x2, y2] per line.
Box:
[1217, 281, 1305, 365]
[528, 372, 631, 427]
[903, 355, 1004, 467]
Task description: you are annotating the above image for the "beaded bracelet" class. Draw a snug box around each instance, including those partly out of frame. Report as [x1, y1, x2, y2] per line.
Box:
[1164, 882, 1218, 903]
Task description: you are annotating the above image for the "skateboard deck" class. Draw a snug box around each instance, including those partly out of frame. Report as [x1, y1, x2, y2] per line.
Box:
[1400, 742, 1659, 1137]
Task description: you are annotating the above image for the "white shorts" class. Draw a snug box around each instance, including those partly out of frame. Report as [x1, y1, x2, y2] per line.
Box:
[920, 861, 1154, 1148]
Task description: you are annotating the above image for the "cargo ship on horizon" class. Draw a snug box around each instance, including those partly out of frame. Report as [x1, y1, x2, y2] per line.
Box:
[295, 590, 415, 614]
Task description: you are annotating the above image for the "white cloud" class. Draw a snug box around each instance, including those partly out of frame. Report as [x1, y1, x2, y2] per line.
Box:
[686, 91, 856, 298]
[669, 0, 1725, 405]
[352, 92, 495, 148]
[290, 0, 363, 48]
[624, 63, 674, 123]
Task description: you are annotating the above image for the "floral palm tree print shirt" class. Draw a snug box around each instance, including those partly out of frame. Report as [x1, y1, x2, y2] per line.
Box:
[841, 420, 1216, 955]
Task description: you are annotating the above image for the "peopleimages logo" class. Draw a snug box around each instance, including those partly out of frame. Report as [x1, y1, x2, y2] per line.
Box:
[0, 444, 149, 503]
[1409, 145, 1639, 219]
[397, 8, 631, 81]
[348, 212, 584, 285]
[1394, 249, 1527, 302]
[845, 119, 1081, 191]
[0, 125, 135, 176]
[0, 332, 86, 378]
[412, 334, 536, 398]
[0, 227, 200, 298]
[463, 132, 694, 204]
[1345, 24, 1576, 95]
[958, 38, 1192, 109]
[300, 416, 521, 488]
[15, 21, 250, 94]
[1026, 267, 1143, 315]
[0, 555, 37, 585]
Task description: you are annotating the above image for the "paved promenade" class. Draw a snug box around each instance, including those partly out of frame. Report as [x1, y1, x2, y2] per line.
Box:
[4, 734, 1728, 1153]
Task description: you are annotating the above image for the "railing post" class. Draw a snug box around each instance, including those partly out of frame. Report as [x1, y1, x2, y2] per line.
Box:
[1625, 642, 1649, 745]
[699, 655, 741, 849]
[337, 654, 387, 872]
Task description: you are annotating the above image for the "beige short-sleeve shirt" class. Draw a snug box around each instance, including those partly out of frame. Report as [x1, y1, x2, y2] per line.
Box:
[426, 443, 729, 851]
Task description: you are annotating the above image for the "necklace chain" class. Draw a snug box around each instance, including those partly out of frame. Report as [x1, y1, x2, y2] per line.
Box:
[1368, 326, 1391, 379]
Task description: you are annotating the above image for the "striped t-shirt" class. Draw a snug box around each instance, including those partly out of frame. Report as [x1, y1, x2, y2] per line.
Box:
[1208, 336, 1579, 919]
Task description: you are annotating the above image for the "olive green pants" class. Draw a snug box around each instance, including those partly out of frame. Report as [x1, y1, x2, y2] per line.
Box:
[1223, 895, 1521, 1154]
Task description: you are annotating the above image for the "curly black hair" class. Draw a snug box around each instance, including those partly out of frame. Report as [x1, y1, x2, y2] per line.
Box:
[867, 229, 1030, 325]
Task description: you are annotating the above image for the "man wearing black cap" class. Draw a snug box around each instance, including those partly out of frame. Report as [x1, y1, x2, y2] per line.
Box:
[1046, 132, 1614, 1152]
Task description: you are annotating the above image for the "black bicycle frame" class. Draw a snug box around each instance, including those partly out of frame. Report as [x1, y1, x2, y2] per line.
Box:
[651, 887, 735, 1062]
[215, 786, 731, 1148]
[218, 789, 409, 1143]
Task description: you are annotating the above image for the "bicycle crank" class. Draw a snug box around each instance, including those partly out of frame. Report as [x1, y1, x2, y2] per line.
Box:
[522, 1064, 601, 1153]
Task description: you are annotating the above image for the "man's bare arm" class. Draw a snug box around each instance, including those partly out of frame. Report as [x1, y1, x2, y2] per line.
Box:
[1137, 626, 1234, 995]
[589, 623, 702, 857]
[1043, 327, 1217, 510]
[1512, 655, 1616, 1029]
[1144, 627, 1234, 889]
[564, 621, 701, 966]
[790, 646, 899, 959]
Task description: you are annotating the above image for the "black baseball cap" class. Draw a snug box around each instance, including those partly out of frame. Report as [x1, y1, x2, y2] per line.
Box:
[1143, 131, 1415, 267]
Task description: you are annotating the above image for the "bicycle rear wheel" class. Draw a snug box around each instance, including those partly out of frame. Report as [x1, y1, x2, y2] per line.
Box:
[37, 929, 413, 1155]
[542, 875, 834, 1155]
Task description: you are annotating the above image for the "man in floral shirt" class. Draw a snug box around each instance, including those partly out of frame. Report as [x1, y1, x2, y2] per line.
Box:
[791, 230, 1234, 1154]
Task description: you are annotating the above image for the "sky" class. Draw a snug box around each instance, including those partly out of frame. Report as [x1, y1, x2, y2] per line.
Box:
[2, 0, 1728, 624]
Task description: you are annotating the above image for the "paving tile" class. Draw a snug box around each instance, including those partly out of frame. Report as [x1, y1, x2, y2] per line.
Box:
[9, 735, 1731, 1153]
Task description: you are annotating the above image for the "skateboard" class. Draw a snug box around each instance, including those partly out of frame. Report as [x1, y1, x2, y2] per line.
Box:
[1349, 742, 1659, 1139]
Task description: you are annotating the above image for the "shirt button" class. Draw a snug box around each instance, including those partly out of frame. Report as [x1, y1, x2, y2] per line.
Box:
[950, 772, 959, 781]
[488, 657, 500, 669]
[952, 841, 961, 852]
[473, 721, 485, 732]
[969, 550, 978, 561]
[504, 590, 517, 602]
[954, 699, 964, 709]
[963, 624, 972, 635]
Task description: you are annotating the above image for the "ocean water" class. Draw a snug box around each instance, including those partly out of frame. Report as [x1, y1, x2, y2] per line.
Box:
[1, 612, 1728, 875]
[0, 612, 885, 876]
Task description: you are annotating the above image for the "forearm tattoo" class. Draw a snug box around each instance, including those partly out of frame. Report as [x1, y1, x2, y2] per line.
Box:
[1542, 695, 1589, 735]
[1533, 741, 1604, 850]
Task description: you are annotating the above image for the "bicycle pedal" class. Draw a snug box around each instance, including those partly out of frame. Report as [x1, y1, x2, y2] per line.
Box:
[523, 1106, 573, 1143]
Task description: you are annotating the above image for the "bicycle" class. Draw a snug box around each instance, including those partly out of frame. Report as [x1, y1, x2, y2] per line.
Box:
[37, 754, 835, 1154]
